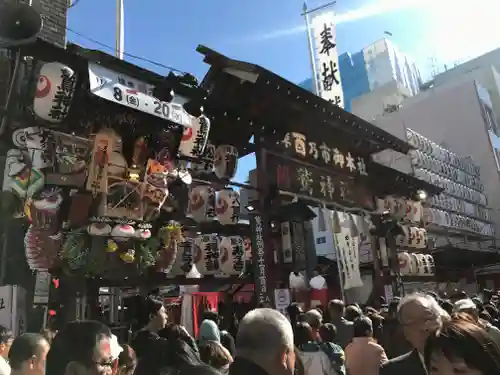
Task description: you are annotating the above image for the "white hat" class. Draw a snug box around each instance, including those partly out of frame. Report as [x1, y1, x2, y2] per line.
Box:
[453, 299, 477, 313]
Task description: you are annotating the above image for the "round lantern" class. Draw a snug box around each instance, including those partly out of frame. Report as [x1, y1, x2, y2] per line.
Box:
[178, 115, 211, 158]
[167, 237, 195, 278]
[34, 62, 77, 123]
[218, 236, 245, 276]
[309, 275, 327, 290]
[410, 253, 419, 275]
[216, 188, 240, 225]
[194, 234, 219, 276]
[213, 145, 238, 180]
[415, 254, 426, 275]
[187, 185, 216, 223]
[398, 251, 412, 275]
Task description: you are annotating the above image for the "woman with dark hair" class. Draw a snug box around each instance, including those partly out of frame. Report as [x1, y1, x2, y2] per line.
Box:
[424, 318, 500, 375]
[294, 322, 336, 375]
[158, 324, 198, 354]
[199, 342, 232, 373]
[131, 296, 170, 375]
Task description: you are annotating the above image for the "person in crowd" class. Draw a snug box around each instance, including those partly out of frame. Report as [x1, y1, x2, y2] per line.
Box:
[303, 310, 322, 342]
[344, 317, 387, 375]
[380, 299, 412, 358]
[38, 330, 56, 346]
[8, 334, 49, 375]
[202, 311, 236, 357]
[116, 345, 137, 375]
[159, 337, 202, 374]
[319, 324, 345, 375]
[158, 324, 198, 354]
[0, 326, 14, 375]
[130, 296, 170, 375]
[439, 300, 454, 316]
[46, 320, 113, 375]
[286, 304, 303, 327]
[366, 313, 384, 343]
[453, 298, 500, 345]
[199, 341, 232, 374]
[327, 300, 353, 349]
[380, 293, 448, 375]
[293, 322, 335, 375]
[199, 320, 221, 347]
[424, 317, 500, 375]
[229, 308, 295, 375]
[177, 364, 223, 375]
[344, 305, 362, 322]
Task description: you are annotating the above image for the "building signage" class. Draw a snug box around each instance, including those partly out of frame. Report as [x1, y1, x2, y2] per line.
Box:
[266, 152, 374, 210]
[88, 62, 196, 128]
[310, 11, 344, 107]
[277, 132, 368, 177]
[250, 215, 272, 306]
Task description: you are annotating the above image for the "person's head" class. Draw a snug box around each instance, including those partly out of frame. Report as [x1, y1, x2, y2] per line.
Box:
[8, 333, 50, 375]
[440, 300, 454, 316]
[163, 339, 201, 369]
[202, 311, 220, 326]
[367, 314, 384, 340]
[39, 330, 56, 346]
[345, 305, 362, 322]
[425, 318, 500, 375]
[327, 299, 345, 320]
[0, 325, 14, 359]
[46, 320, 113, 375]
[453, 299, 479, 320]
[116, 345, 136, 375]
[398, 293, 448, 353]
[139, 297, 168, 331]
[293, 322, 313, 347]
[158, 324, 195, 350]
[286, 303, 303, 325]
[319, 323, 336, 343]
[199, 342, 231, 370]
[388, 299, 399, 318]
[220, 331, 235, 357]
[198, 320, 220, 346]
[236, 308, 295, 375]
[303, 310, 322, 338]
[353, 317, 373, 338]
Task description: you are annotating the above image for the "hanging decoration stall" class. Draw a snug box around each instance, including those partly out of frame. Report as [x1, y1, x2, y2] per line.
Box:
[1, 40, 251, 287]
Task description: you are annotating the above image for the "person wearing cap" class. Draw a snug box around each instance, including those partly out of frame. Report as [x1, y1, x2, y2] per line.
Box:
[345, 317, 387, 375]
[453, 298, 500, 346]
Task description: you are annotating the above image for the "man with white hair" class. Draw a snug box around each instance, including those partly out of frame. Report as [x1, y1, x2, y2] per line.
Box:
[380, 293, 447, 375]
[230, 308, 295, 375]
[304, 309, 322, 341]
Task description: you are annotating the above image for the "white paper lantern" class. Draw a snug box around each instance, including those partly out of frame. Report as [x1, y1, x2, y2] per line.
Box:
[218, 236, 245, 276]
[415, 254, 426, 275]
[309, 275, 327, 290]
[34, 62, 77, 123]
[167, 237, 195, 278]
[195, 234, 219, 276]
[410, 253, 419, 275]
[216, 188, 240, 225]
[178, 115, 211, 158]
[289, 271, 307, 290]
[213, 145, 238, 179]
[398, 251, 412, 275]
[187, 185, 216, 223]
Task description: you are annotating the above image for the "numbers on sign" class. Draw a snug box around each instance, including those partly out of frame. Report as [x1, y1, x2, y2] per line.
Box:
[113, 87, 123, 102]
[153, 101, 170, 119]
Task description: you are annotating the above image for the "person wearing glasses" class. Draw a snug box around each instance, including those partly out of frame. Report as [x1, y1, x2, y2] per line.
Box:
[46, 321, 115, 375]
[380, 293, 449, 375]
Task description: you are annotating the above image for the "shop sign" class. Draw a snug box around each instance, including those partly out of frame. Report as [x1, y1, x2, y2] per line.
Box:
[88, 62, 194, 128]
[276, 132, 368, 176]
[250, 215, 272, 305]
[266, 152, 374, 210]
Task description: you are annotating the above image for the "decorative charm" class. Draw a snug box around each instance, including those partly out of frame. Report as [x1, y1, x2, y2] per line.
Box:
[22, 127, 54, 169]
[213, 145, 238, 180]
[86, 130, 112, 194]
[216, 188, 240, 225]
[178, 115, 211, 158]
[120, 249, 136, 263]
[110, 224, 136, 239]
[24, 227, 62, 271]
[33, 62, 77, 123]
[106, 239, 118, 253]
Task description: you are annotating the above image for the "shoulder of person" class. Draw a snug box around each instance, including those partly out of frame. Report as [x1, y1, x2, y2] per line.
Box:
[381, 351, 414, 367]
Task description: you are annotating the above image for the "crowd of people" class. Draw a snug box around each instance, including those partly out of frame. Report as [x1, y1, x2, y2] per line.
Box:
[0, 290, 500, 375]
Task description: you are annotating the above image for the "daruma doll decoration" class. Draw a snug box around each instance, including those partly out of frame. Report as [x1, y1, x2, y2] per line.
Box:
[33, 62, 77, 123]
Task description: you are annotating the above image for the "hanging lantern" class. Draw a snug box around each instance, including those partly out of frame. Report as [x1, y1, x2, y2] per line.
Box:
[33, 62, 77, 123]
[187, 185, 216, 223]
[398, 251, 412, 275]
[410, 253, 419, 275]
[178, 115, 211, 158]
[167, 236, 195, 278]
[216, 188, 240, 225]
[218, 236, 245, 276]
[195, 234, 219, 276]
[213, 145, 238, 180]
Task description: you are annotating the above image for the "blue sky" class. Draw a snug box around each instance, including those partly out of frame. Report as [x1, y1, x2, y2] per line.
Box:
[67, 0, 500, 183]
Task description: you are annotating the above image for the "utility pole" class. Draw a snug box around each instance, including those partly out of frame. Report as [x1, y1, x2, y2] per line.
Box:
[115, 0, 124, 59]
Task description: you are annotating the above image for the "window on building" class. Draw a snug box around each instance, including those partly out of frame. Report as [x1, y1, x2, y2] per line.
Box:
[316, 236, 326, 245]
[482, 103, 500, 135]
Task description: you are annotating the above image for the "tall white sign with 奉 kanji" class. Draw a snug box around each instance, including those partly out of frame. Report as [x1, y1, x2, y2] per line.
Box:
[310, 11, 344, 108]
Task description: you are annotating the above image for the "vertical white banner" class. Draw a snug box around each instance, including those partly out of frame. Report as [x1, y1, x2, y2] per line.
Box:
[310, 11, 344, 108]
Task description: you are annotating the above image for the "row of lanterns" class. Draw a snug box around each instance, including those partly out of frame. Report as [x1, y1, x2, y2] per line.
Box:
[410, 150, 483, 192]
[398, 251, 435, 276]
[187, 186, 240, 225]
[423, 207, 495, 236]
[428, 194, 491, 222]
[406, 129, 480, 176]
[375, 197, 423, 223]
[414, 168, 487, 205]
